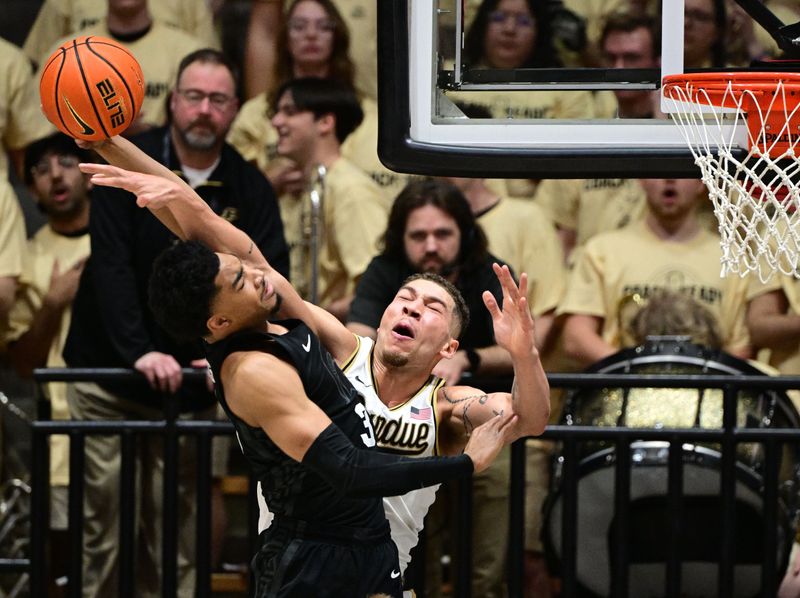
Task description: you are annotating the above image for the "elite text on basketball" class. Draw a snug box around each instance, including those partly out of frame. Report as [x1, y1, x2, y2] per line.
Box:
[96, 78, 125, 128]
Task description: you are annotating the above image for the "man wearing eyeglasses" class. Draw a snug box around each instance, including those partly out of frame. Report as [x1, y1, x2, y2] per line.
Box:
[62, 49, 289, 598]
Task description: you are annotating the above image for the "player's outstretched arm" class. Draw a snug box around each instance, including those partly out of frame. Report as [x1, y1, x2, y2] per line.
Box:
[484, 263, 550, 436]
[228, 351, 516, 498]
[78, 155, 357, 362]
[438, 264, 549, 453]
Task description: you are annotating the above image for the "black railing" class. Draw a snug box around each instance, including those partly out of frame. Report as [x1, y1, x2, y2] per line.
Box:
[4, 369, 800, 597]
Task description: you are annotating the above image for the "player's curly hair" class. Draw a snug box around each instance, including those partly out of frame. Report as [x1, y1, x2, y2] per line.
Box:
[403, 272, 471, 338]
[148, 240, 221, 342]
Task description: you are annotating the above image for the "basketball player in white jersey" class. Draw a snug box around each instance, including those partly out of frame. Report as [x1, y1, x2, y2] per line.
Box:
[76, 142, 551, 582]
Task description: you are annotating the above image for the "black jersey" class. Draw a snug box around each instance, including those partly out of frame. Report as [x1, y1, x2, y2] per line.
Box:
[205, 319, 387, 532]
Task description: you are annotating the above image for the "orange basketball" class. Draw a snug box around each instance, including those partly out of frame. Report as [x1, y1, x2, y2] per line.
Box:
[39, 36, 145, 141]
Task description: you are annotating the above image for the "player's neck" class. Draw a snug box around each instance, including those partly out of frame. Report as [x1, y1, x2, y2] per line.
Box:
[645, 212, 700, 241]
[106, 9, 152, 35]
[306, 141, 340, 172]
[48, 201, 90, 235]
[371, 357, 432, 409]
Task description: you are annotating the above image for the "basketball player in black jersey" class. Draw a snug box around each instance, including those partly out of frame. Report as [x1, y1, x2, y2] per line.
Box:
[75, 136, 517, 597]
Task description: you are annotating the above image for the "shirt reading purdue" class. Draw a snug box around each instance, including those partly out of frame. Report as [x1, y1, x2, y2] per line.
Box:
[345, 335, 444, 573]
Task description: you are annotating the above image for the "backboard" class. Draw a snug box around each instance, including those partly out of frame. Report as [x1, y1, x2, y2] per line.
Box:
[377, 0, 800, 178]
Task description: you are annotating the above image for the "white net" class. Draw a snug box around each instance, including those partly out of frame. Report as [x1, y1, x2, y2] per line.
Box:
[664, 76, 800, 283]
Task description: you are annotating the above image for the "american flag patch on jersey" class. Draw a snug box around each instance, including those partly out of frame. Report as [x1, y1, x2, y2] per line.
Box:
[410, 406, 432, 420]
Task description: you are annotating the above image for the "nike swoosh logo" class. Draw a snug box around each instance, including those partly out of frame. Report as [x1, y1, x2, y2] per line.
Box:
[301, 334, 311, 352]
[63, 96, 95, 136]
[390, 570, 401, 579]
[354, 375, 372, 388]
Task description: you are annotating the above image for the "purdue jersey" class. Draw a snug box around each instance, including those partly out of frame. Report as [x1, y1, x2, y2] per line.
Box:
[344, 335, 444, 572]
[205, 320, 387, 533]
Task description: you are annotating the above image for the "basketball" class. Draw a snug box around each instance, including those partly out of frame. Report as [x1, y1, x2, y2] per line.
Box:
[39, 36, 145, 141]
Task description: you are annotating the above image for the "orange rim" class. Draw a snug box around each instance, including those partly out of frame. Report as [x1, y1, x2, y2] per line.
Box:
[662, 72, 800, 158]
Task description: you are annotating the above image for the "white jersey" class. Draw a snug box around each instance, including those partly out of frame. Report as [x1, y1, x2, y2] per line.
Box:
[344, 335, 444, 573]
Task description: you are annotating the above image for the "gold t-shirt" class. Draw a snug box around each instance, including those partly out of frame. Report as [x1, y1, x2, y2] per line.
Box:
[24, 0, 219, 64]
[6, 226, 91, 486]
[0, 39, 55, 179]
[535, 178, 646, 248]
[477, 198, 565, 316]
[332, 0, 378, 101]
[747, 273, 800, 375]
[558, 219, 751, 353]
[280, 157, 390, 306]
[0, 184, 25, 280]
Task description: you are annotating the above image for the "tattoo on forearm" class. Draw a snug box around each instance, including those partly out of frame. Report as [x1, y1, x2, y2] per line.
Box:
[442, 389, 489, 405]
[492, 408, 505, 417]
[443, 389, 490, 436]
[462, 399, 476, 435]
[247, 241, 254, 255]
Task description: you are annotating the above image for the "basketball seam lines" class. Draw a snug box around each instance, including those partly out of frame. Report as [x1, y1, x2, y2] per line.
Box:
[51, 49, 75, 138]
[86, 40, 138, 118]
[72, 37, 110, 138]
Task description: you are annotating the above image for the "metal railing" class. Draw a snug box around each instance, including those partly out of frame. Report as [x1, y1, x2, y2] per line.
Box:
[2, 369, 800, 596]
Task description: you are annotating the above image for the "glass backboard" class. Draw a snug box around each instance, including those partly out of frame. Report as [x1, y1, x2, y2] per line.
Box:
[377, 0, 800, 178]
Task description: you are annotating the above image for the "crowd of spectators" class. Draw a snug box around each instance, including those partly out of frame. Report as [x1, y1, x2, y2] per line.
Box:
[1, 0, 799, 596]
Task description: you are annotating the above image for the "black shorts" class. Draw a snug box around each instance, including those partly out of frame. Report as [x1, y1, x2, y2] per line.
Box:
[252, 518, 403, 598]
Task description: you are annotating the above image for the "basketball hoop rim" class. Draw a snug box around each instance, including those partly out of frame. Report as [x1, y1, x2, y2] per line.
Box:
[662, 71, 800, 102]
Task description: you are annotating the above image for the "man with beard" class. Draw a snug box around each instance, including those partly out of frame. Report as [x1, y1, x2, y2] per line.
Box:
[62, 49, 288, 597]
[347, 179, 513, 385]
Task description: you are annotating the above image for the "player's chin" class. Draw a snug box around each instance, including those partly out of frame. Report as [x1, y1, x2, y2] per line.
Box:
[266, 292, 283, 318]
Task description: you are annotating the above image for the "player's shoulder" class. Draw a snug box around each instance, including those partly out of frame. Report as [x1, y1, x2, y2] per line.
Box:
[223, 348, 291, 387]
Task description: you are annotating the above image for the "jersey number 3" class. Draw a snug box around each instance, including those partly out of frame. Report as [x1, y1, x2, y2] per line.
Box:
[354, 403, 376, 447]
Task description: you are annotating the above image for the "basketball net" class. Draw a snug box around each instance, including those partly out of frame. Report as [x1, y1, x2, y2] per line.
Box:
[663, 75, 800, 283]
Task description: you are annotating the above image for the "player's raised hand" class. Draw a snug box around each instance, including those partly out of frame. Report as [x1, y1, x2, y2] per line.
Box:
[482, 263, 536, 358]
[79, 162, 184, 210]
[462, 411, 518, 472]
